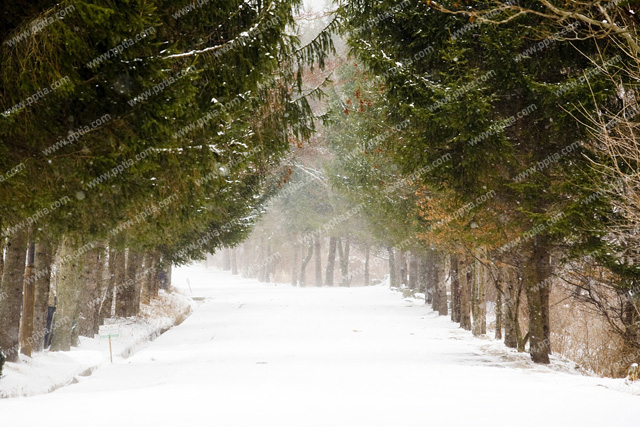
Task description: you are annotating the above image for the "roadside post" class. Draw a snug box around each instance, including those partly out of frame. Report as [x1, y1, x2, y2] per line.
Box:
[98, 324, 120, 363]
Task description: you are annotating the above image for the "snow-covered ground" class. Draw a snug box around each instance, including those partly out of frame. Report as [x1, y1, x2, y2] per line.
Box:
[1, 264, 639, 426]
[0, 289, 193, 398]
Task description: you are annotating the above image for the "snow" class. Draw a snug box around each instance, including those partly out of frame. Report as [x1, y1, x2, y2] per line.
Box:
[1, 264, 639, 425]
[0, 290, 194, 398]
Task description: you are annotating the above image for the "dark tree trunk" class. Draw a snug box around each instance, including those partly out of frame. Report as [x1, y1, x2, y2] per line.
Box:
[472, 254, 487, 336]
[114, 248, 129, 317]
[459, 253, 472, 331]
[364, 245, 370, 286]
[314, 236, 322, 287]
[450, 254, 461, 323]
[77, 245, 102, 337]
[33, 239, 53, 353]
[430, 252, 439, 311]
[150, 254, 163, 298]
[409, 252, 418, 291]
[622, 295, 640, 352]
[125, 249, 142, 317]
[434, 253, 448, 316]
[495, 268, 503, 340]
[20, 240, 36, 357]
[116, 249, 142, 318]
[524, 237, 551, 364]
[91, 244, 107, 334]
[325, 237, 338, 286]
[0, 234, 4, 286]
[299, 239, 313, 286]
[537, 241, 552, 354]
[51, 237, 83, 352]
[503, 267, 519, 349]
[0, 229, 29, 361]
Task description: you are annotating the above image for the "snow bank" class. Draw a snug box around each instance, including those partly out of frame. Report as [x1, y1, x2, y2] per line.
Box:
[0, 288, 195, 399]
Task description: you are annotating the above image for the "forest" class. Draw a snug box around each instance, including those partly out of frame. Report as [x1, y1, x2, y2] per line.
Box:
[2, 0, 640, 392]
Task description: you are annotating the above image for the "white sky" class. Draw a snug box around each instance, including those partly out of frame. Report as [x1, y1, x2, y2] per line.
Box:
[304, 0, 332, 13]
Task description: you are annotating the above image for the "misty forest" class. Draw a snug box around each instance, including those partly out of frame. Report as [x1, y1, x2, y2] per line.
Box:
[2, 0, 640, 425]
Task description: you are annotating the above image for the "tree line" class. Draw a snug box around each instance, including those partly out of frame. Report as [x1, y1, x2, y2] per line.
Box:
[331, 0, 640, 368]
[0, 0, 332, 368]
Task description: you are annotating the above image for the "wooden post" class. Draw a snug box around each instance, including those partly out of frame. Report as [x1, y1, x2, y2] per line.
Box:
[108, 336, 113, 363]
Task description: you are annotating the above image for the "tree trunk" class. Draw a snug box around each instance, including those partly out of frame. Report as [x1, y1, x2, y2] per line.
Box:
[33, 239, 53, 353]
[537, 240, 552, 354]
[231, 248, 238, 275]
[0, 228, 29, 361]
[409, 252, 418, 291]
[622, 295, 640, 354]
[124, 249, 142, 317]
[450, 254, 461, 323]
[20, 241, 36, 357]
[459, 253, 472, 331]
[472, 253, 487, 336]
[434, 253, 448, 316]
[495, 270, 503, 340]
[425, 250, 435, 305]
[150, 254, 163, 298]
[364, 245, 370, 286]
[162, 262, 172, 290]
[0, 235, 5, 286]
[77, 245, 102, 337]
[114, 248, 129, 317]
[325, 237, 337, 286]
[337, 236, 350, 287]
[418, 254, 427, 294]
[102, 247, 122, 321]
[525, 237, 551, 364]
[503, 267, 519, 349]
[141, 252, 155, 305]
[314, 236, 322, 286]
[399, 251, 408, 287]
[50, 237, 83, 352]
[387, 246, 396, 288]
[92, 244, 107, 334]
[299, 239, 313, 286]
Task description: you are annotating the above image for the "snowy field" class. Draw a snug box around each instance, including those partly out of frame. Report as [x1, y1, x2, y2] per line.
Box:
[1, 264, 639, 426]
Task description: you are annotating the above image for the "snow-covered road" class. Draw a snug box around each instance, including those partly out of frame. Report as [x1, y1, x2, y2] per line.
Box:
[2, 265, 639, 426]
